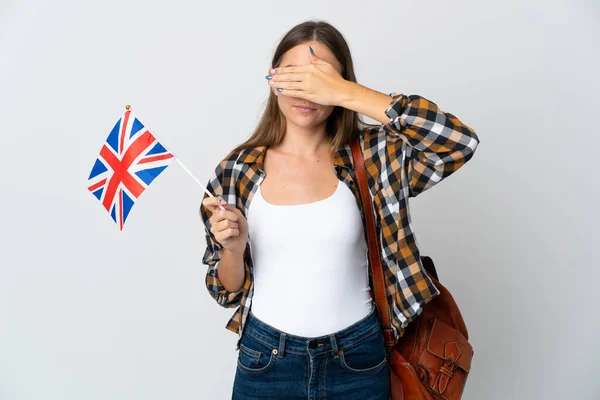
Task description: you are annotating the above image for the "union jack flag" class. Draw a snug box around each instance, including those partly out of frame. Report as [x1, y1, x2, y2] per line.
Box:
[87, 109, 175, 230]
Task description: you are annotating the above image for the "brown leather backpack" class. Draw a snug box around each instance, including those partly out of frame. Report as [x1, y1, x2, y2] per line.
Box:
[350, 136, 474, 400]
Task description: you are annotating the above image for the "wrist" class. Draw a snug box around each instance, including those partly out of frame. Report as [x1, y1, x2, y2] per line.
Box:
[338, 82, 395, 124]
[337, 81, 364, 110]
[223, 247, 245, 258]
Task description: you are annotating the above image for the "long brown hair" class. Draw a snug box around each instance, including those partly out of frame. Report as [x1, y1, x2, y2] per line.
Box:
[231, 20, 379, 155]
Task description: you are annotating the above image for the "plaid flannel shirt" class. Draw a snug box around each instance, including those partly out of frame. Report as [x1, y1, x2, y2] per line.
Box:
[199, 93, 480, 350]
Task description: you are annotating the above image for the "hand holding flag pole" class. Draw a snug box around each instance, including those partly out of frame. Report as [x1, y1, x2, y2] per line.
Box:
[87, 105, 224, 231]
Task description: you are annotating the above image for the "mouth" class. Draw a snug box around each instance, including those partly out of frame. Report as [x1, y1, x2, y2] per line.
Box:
[294, 105, 317, 111]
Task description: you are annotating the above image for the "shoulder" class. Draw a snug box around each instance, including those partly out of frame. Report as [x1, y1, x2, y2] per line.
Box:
[214, 147, 243, 169]
[356, 123, 409, 184]
[206, 145, 263, 189]
[211, 146, 257, 174]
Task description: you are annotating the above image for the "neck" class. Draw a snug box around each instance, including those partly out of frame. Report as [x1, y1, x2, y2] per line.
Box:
[274, 122, 330, 157]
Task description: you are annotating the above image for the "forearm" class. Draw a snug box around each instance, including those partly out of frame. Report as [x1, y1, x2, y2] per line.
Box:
[216, 248, 246, 293]
[338, 81, 394, 124]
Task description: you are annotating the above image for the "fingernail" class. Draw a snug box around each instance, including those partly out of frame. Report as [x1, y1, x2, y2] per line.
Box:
[265, 75, 272, 80]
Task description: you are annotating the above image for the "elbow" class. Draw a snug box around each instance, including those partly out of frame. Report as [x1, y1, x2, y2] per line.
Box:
[468, 129, 480, 154]
[445, 126, 479, 166]
[462, 130, 480, 164]
[202, 240, 245, 308]
[209, 289, 244, 309]
[205, 267, 244, 308]
[459, 119, 480, 156]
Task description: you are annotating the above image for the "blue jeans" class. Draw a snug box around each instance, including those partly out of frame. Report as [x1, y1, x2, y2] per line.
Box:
[232, 303, 390, 399]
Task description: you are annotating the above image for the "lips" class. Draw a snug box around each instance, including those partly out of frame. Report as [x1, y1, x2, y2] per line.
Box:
[294, 105, 316, 110]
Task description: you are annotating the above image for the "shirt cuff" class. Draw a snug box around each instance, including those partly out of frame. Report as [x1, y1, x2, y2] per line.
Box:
[383, 92, 408, 134]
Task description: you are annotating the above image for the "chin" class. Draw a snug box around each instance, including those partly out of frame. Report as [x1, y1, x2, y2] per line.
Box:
[290, 117, 320, 128]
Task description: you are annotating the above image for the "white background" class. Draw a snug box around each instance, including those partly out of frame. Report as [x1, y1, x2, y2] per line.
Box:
[1, 0, 598, 399]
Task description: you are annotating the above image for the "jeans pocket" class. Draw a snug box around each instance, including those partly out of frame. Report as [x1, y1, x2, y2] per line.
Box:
[338, 326, 387, 374]
[236, 332, 277, 375]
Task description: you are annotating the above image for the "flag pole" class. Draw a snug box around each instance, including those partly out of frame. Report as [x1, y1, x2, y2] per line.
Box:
[125, 105, 226, 211]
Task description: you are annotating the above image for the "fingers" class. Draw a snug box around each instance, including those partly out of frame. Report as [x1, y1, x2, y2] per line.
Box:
[269, 65, 310, 75]
[213, 208, 238, 224]
[269, 73, 302, 82]
[269, 80, 301, 91]
[215, 216, 239, 232]
[211, 203, 240, 242]
[215, 227, 240, 243]
[202, 197, 242, 235]
[202, 196, 244, 221]
[202, 196, 231, 213]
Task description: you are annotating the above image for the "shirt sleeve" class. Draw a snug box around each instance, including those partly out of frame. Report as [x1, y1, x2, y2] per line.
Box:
[382, 93, 480, 198]
[199, 159, 245, 308]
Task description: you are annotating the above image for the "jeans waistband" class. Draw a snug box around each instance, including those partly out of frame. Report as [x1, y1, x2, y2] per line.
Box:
[243, 303, 382, 356]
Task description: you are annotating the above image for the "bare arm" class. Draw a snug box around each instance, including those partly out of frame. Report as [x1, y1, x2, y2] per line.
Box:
[216, 248, 246, 293]
[338, 82, 394, 124]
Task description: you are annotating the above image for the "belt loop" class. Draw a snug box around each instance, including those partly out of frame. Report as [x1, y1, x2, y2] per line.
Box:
[278, 332, 286, 358]
[329, 334, 339, 359]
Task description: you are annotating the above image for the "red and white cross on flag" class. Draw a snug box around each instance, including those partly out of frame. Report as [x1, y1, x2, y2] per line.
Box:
[87, 108, 174, 230]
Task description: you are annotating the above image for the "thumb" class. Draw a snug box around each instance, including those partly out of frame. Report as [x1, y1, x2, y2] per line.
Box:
[308, 45, 322, 64]
[218, 197, 238, 212]
[217, 196, 230, 207]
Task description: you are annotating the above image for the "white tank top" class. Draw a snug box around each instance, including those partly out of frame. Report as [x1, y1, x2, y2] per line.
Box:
[246, 180, 374, 337]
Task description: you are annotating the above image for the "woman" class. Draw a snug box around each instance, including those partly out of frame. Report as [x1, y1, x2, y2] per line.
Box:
[200, 20, 480, 400]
